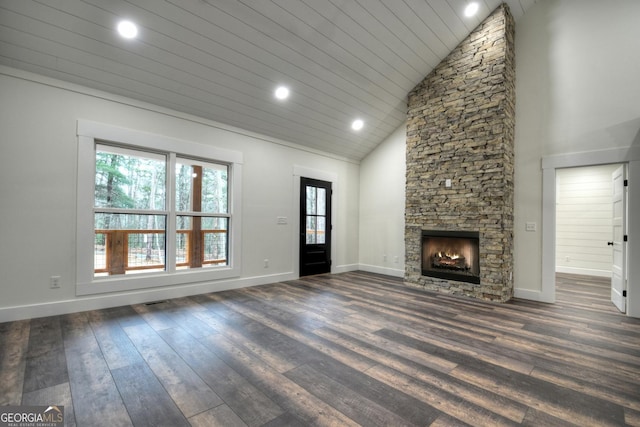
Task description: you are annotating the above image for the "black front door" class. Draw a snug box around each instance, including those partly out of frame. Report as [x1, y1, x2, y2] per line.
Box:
[300, 177, 332, 276]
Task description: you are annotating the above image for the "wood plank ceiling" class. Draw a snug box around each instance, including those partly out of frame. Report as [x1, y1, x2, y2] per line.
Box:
[0, 0, 537, 161]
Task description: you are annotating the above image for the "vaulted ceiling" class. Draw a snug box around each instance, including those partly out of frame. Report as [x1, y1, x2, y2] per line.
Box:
[0, 0, 537, 161]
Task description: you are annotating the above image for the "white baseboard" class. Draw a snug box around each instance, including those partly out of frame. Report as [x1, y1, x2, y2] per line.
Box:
[333, 263, 360, 274]
[0, 272, 297, 323]
[556, 266, 611, 278]
[358, 263, 405, 278]
[514, 287, 540, 300]
[514, 287, 555, 303]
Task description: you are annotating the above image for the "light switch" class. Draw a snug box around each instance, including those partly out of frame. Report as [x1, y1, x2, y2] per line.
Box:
[445, 179, 452, 188]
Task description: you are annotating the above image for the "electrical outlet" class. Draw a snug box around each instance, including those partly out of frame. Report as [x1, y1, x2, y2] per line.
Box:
[394, 256, 399, 263]
[264, 259, 269, 268]
[383, 254, 387, 262]
[50, 276, 61, 289]
[525, 222, 537, 232]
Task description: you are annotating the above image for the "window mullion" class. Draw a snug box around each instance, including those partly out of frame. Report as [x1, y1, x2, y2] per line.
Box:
[166, 152, 177, 273]
[176, 211, 230, 218]
[94, 207, 170, 216]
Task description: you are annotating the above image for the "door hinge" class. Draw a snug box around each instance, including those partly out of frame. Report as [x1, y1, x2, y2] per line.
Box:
[623, 290, 627, 297]
[624, 235, 628, 242]
[624, 179, 628, 186]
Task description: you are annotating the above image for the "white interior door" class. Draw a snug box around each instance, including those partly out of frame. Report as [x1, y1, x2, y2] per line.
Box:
[611, 165, 627, 312]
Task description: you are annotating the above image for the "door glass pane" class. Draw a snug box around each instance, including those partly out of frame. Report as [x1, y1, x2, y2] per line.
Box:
[317, 188, 326, 215]
[306, 187, 316, 215]
[317, 217, 326, 244]
[306, 217, 316, 244]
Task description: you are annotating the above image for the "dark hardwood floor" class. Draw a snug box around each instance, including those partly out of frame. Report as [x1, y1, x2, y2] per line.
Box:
[1, 271, 639, 426]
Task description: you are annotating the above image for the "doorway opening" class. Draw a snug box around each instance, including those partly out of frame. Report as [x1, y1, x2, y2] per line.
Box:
[554, 163, 627, 311]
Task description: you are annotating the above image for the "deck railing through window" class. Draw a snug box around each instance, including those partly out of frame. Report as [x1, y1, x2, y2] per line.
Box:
[95, 229, 227, 275]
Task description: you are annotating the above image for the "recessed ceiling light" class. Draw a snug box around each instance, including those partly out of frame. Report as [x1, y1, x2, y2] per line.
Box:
[117, 20, 138, 39]
[351, 119, 364, 131]
[274, 86, 290, 100]
[464, 2, 479, 17]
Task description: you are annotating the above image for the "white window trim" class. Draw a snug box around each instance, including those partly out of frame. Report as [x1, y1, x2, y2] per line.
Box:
[76, 120, 243, 296]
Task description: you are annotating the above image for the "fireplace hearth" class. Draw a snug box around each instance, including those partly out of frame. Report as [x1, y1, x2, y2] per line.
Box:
[422, 230, 480, 284]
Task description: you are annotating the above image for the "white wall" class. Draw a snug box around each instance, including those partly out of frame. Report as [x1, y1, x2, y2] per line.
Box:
[555, 164, 619, 277]
[358, 125, 406, 277]
[515, 0, 640, 315]
[0, 67, 360, 322]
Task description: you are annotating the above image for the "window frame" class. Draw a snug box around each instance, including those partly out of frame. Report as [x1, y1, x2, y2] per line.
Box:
[76, 120, 243, 296]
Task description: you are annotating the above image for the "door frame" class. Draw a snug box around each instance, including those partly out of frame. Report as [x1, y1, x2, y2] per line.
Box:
[292, 166, 337, 277]
[540, 146, 640, 317]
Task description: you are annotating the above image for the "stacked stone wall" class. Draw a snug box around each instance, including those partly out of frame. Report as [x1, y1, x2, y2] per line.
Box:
[405, 4, 515, 302]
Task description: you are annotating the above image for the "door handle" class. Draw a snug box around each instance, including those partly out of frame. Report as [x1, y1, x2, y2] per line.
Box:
[607, 241, 614, 246]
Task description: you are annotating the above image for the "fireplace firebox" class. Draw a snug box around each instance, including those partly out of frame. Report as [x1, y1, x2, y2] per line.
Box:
[421, 230, 480, 284]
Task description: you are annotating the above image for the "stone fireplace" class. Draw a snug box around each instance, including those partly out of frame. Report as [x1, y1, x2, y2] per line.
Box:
[405, 4, 515, 302]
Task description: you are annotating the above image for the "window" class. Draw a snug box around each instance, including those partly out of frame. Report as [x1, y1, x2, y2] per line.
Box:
[174, 158, 229, 270]
[94, 145, 169, 275]
[77, 121, 242, 295]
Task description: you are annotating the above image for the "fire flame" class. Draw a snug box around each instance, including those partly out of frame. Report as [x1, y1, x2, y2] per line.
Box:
[437, 251, 460, 260]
